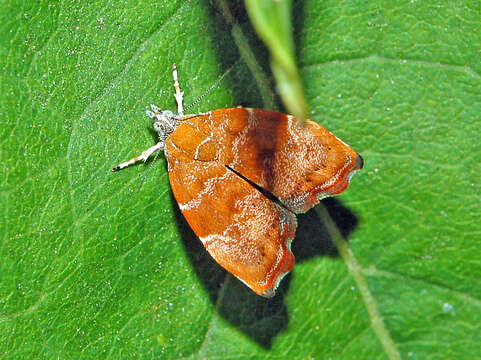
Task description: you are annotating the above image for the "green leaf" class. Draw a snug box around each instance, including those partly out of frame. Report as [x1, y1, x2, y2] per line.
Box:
[1, 1, 480, 359]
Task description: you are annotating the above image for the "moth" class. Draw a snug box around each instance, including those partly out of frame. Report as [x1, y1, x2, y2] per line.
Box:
[114, 64, 363, 297]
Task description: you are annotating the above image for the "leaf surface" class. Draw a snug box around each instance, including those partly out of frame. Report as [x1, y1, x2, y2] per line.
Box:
[1, 1, 480, 359]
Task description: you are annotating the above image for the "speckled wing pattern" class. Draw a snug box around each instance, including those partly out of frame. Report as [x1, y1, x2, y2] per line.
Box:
[205, 108, 364, 213]
[164, 108, 362, 296]
[165, 117, 296, 297]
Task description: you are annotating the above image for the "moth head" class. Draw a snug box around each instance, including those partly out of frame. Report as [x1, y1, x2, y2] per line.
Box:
[146, 105, 180, 142]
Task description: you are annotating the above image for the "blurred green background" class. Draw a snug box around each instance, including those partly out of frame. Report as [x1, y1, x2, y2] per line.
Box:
[1, 0, 480, 359]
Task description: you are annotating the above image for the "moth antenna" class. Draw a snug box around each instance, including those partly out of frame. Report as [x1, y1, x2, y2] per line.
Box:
[172, 63, 184, 115]
[183, 65, 234, 113]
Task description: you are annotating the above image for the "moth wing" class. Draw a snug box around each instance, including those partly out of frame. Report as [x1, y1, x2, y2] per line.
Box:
[165, 137, 296, 297]
[204, 108, 363, 213]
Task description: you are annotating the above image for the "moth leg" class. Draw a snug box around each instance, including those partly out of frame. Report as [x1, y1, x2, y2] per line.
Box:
[112, 141, 163, 171]
[172, 63, 184, 115]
